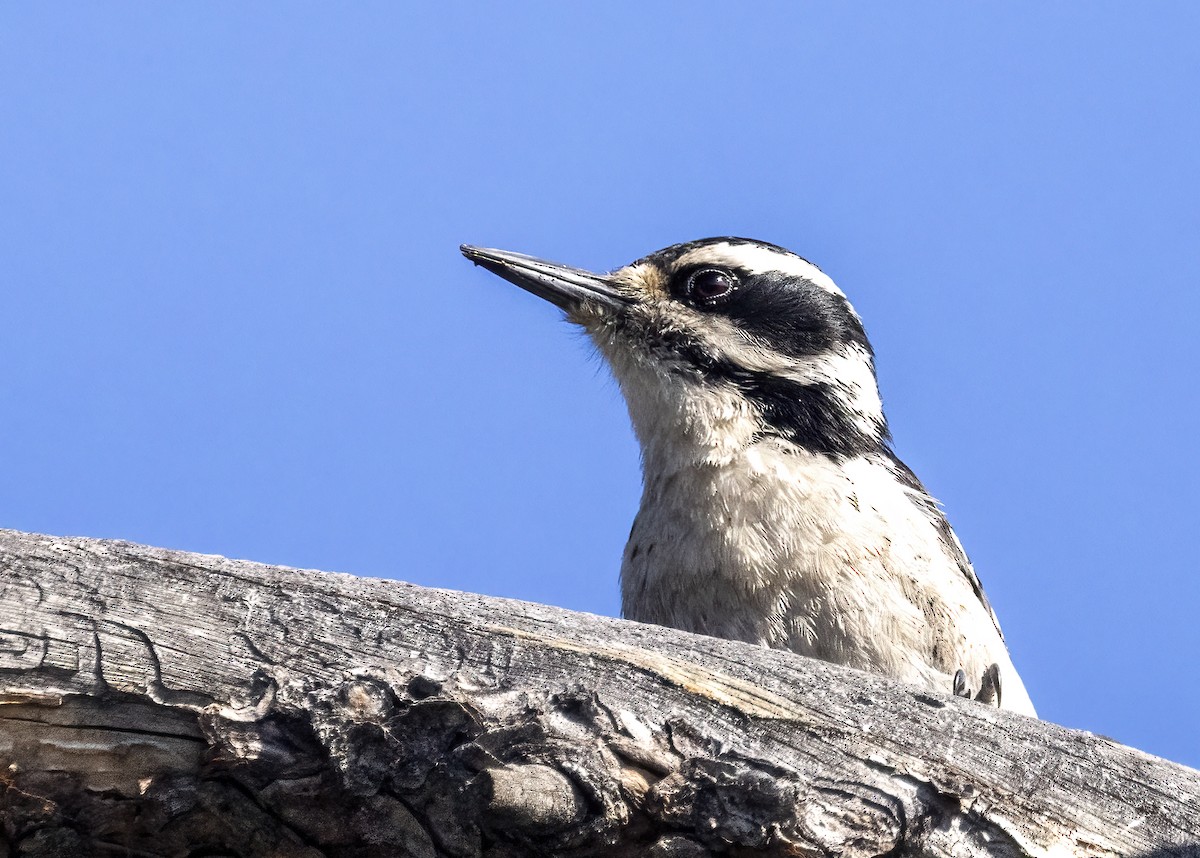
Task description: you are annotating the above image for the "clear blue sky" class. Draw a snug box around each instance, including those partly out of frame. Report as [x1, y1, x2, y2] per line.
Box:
[3, 5, 1198, 767]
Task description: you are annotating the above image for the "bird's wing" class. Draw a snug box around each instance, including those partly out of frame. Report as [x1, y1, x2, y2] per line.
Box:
[883, 450, 1004, 640]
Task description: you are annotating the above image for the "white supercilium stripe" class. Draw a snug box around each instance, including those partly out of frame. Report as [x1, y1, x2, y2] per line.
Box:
[673, 242, 848, 299]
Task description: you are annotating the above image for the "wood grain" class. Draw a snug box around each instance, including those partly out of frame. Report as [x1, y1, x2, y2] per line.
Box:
[0, 528, 1196, 857]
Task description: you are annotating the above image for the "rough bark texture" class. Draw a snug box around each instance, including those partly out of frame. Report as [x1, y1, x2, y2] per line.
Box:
[0, 528, 1196, 858]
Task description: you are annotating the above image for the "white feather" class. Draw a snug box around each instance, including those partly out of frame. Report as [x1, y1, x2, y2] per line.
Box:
[673, 242, 848, 299]
[597, 331, 1036, 715]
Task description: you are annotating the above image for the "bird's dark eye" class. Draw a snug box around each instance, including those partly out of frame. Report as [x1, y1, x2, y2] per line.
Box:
[686, 268, 737, 305]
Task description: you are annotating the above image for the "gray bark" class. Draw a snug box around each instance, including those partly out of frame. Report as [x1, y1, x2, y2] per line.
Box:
[0, 528, 1196, 858]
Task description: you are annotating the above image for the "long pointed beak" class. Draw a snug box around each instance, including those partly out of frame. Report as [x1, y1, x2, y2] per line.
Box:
[461, 245, 631, 313]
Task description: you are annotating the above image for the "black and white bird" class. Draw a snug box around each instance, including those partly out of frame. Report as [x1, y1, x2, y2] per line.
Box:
[462, 238, 1036, 716]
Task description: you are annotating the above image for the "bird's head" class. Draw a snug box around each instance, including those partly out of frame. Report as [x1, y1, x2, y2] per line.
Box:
[462, 238, 888, 463]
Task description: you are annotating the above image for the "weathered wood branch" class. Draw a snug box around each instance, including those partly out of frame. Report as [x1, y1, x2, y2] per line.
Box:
[0, 528, 1196, 857]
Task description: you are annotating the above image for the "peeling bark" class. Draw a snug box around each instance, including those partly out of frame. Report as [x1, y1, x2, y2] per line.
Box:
[0, 528, 1196, 857]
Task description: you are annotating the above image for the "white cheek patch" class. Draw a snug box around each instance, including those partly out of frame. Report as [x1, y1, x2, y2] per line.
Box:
[787, 347, 885, 433]
[673, 242, 847, 299]
[686, 316, 886, 436]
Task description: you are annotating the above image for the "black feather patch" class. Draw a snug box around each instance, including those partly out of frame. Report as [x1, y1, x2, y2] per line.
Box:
[712, 364, 884, 459]
[648, 327, 886, 459]
[718, 271, 871, 360]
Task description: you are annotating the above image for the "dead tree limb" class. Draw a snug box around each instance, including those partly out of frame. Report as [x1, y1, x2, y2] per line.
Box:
[0, 528, 1196, 857]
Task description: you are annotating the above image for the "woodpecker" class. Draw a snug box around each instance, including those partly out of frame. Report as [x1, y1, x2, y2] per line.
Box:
[462, 238, 1036, 716]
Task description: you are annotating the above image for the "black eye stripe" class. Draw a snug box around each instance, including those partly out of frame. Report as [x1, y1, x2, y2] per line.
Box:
[665, 267, 871, 360]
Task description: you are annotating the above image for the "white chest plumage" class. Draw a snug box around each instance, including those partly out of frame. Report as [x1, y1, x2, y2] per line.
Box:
[608, 348, 1035, 715]
[621, 439, 1033, 715]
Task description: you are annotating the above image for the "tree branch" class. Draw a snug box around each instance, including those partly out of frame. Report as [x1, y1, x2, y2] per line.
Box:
[0, 528, 1195, 857]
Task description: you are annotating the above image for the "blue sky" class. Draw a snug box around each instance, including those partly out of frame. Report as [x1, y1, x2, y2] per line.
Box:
[3, 4, 1198, 767]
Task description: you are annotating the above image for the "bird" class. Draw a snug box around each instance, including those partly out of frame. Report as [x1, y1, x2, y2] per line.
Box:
[461, 237, 1036, 716]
